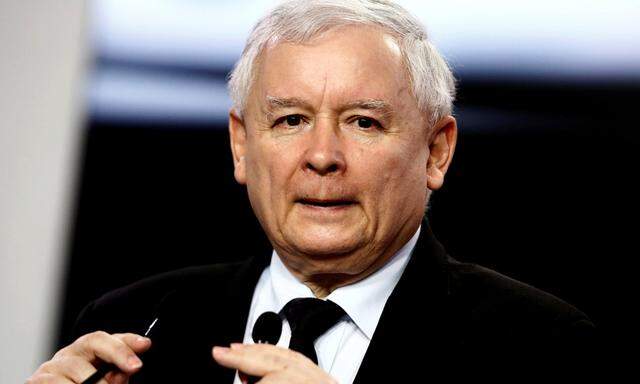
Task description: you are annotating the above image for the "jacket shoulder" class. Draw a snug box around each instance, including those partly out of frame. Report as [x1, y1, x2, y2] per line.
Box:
[72, 261, 246, 338]
[445, 256, 595, 336]
[442, 256, 600, 373]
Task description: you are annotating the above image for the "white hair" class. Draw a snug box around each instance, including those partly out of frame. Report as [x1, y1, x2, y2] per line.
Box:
[228, 0, 456, 127]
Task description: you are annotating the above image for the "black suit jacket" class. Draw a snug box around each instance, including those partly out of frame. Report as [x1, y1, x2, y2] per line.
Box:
[73, 225, 597, 382]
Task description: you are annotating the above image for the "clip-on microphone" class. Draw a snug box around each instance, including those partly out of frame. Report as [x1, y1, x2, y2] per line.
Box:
[252, 311, 282, 344]
[243, 311, 283, 383]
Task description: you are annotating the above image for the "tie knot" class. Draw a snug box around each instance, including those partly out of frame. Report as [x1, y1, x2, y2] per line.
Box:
[282, 297, 346, 346]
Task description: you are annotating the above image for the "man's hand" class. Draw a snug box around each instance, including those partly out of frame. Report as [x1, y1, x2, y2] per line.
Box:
[26, 331, 151, 384]
[212, 343, 338, 384]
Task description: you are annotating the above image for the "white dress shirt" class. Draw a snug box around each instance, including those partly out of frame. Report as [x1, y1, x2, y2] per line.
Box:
[232, 226, 420, 384]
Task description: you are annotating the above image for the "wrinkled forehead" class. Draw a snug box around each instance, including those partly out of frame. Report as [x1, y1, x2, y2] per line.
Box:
[249, 25, 412, 112]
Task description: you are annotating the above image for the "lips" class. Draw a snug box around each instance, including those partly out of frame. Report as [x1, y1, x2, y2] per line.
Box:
[296, 198, 356, 207]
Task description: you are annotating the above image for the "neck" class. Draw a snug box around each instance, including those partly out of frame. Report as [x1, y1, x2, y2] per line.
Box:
[304, 281, 333, 299]
[277, 222, 421, 298]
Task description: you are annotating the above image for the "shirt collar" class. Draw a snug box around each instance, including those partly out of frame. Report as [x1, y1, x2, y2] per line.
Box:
[269, 226, 420, 339]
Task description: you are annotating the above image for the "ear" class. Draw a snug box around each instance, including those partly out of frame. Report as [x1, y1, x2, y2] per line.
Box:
[229, 110, 248, 185]
[426, 115, 457, 191]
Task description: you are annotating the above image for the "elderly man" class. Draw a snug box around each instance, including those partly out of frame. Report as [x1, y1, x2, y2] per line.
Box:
[28, 1, 595, 383]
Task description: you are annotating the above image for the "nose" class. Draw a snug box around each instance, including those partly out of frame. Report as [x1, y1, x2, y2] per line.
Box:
[303, 118, 346, 176]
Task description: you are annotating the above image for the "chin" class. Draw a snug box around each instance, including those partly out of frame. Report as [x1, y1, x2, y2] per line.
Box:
[287, 227, 365, 259]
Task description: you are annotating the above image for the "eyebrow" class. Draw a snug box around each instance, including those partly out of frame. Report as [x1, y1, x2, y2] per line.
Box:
[342, 99, 395, 117]
[265, 96, 313, 110]
[265, 96, 394, 116]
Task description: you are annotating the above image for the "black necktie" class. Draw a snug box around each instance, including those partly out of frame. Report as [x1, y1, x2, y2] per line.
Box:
[281, 298, 347, 364]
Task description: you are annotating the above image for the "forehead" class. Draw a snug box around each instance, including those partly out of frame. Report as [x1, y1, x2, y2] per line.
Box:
[251, 25, 412, 109]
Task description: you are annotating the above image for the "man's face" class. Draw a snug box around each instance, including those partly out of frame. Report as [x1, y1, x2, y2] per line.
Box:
[230, 25, 455, 280]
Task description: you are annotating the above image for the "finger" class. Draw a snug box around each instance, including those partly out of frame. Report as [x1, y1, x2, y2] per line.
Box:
[66, 331, 143, 374]
[104, 370, 130, 384]
[80, 367, 128, 384]
[212, 343, 306, 377]
[112, 333, 152, 354]
[25, 372, 75, 384]
[228, 344, 337, 384]
[256, 370, 297, 384]
[40, 355, 99, 383]
[255, 370, 285, 384]
[255, 369, 300, 384]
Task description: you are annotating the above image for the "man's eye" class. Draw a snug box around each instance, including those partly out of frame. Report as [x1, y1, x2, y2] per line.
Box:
[285, 115, 302, 126]
[272, 114, 305, 129]
[355, 117, 379, 129]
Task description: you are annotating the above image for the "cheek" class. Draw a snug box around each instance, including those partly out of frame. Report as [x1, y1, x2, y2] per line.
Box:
[244, 141, 275, 214]
[361, 142, 427, 208]
[246, 138, 300, 206]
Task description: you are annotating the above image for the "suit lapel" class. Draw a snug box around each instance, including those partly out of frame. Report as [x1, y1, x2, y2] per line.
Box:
[353, 223, 455, 383]
[201, 253, 271, 382]
[141, 252, 270, 383]
[209, 252, 272, 346]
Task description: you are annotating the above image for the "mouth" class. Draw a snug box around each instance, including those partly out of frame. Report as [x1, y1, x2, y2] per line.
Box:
[295, 198, 357, 208]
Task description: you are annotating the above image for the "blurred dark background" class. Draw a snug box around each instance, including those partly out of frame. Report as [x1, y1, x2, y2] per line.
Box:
[56, 0, 638, 351]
